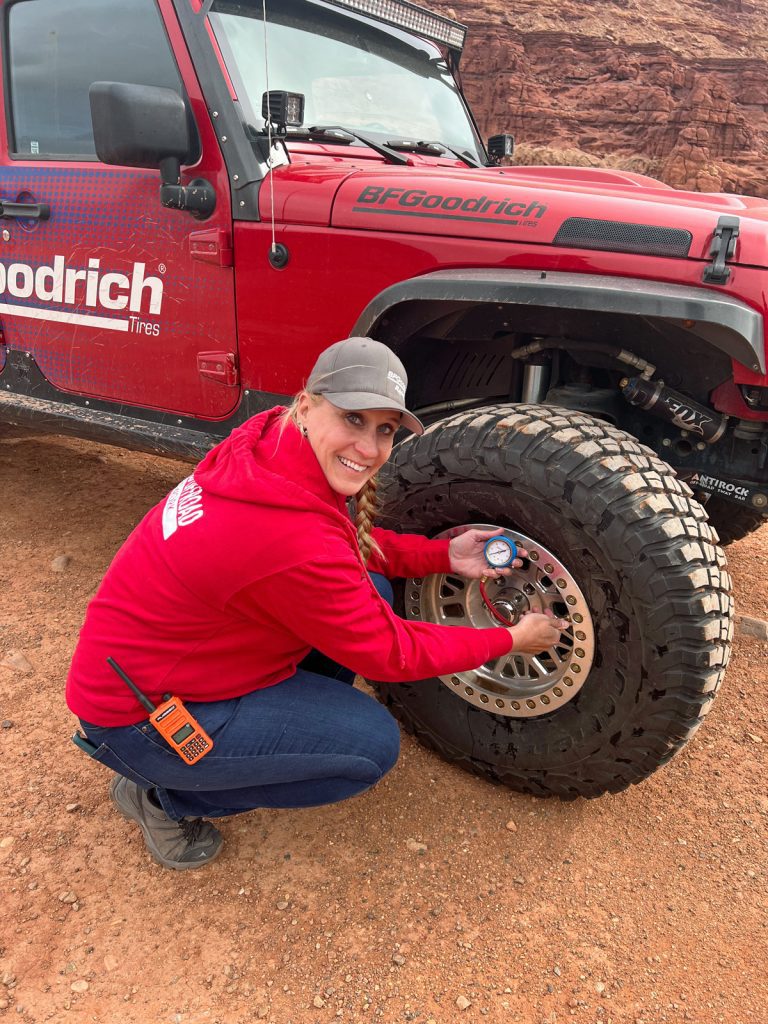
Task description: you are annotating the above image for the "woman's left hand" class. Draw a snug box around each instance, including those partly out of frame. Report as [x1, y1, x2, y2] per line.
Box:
[448, 528, 525, 580]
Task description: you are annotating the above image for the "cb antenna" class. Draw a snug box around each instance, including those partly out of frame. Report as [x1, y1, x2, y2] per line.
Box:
[261, 0, 277, 260]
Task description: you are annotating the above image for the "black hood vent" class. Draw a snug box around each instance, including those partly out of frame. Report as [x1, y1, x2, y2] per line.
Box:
[554, 217, 692, 258]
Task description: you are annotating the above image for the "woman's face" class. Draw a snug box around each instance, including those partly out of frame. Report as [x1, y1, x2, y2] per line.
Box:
[298, 394, 400, 496]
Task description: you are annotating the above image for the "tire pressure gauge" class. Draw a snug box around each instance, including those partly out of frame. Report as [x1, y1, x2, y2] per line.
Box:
[483, 536, 517, 569]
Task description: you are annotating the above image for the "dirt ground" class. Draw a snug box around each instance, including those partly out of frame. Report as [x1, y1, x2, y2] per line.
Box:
[1, 427, 766, 1024]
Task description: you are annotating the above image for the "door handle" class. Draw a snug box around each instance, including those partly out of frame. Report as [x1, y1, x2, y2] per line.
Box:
[0, 200, 50, 220]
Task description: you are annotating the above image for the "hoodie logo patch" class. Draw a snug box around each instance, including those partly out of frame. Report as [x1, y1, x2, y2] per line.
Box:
[162, 475, 204, 539]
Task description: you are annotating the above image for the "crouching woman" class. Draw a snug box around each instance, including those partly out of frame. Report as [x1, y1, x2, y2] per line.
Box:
[66, 337, 563, 869]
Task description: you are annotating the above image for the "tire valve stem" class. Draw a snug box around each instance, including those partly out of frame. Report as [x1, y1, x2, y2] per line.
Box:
[479, 575, 515, 626]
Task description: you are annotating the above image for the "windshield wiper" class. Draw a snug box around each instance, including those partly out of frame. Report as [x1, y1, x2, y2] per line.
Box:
[277, 125, 483, 168]
[384, 138, 482, 167]
[384, 138, 443, 156]
[440, 145, 483, 168]
[292, 125, 409, 165]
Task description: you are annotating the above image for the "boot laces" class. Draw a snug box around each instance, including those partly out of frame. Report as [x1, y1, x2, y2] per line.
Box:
[179, 818, 206, 843]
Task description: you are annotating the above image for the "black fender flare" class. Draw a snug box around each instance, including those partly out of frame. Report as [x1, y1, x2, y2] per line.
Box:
[352, 268, 765, 374]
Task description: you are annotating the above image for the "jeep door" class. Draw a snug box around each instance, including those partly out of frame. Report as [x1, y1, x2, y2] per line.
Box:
[0, 0, 238, 419]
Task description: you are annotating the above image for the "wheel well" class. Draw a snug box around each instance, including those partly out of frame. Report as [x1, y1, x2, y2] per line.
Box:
[374, 299, 733, 413]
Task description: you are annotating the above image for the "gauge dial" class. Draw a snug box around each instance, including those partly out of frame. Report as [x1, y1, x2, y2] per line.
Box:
[483, 537, 517, 568]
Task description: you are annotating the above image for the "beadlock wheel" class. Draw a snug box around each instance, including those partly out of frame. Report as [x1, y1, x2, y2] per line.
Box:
[406, 524, 595, 717]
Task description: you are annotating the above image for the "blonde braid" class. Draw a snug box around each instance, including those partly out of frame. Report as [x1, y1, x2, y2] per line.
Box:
[355, 474, 384, 564]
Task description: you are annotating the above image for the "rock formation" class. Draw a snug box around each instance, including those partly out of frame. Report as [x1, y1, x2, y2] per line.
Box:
[443, 0, 768, 196]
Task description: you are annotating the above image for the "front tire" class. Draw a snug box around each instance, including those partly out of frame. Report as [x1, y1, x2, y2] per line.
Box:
[375, 405, 733, 799]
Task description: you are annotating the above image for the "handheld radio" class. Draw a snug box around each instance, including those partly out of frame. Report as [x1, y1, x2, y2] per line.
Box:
[106, 657, 213, 764]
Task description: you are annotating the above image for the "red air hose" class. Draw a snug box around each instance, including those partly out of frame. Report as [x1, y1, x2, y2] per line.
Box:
[479, 575, 515, 626]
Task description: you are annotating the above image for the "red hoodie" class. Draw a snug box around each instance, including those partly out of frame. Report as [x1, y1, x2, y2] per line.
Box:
[66, 409, 513, 725]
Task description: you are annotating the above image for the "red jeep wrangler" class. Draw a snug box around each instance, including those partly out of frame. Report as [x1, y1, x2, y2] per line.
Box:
[1, 0, 764, 798]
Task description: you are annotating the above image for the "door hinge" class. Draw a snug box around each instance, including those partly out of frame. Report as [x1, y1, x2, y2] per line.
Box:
[198, 351, 239, 386]
[702, 215, 739, 284]
[189, 228, 233, 267]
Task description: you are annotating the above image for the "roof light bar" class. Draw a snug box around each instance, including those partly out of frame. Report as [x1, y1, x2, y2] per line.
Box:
[323, 0, 467, 52]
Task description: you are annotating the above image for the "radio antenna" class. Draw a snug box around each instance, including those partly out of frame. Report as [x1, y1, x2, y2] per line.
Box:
[262, 0, 277, 258]
[106, 657, 156, 713]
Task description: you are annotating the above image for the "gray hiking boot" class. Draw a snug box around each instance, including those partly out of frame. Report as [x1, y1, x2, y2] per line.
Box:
[109, 775, 223, 870]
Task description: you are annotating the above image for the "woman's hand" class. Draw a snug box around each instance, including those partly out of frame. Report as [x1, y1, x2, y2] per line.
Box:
[448, 528, 526, 580]
[507, 611, 567, 653]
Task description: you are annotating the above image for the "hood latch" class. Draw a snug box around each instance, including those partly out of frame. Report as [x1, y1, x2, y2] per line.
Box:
[703, 215, 740, 284]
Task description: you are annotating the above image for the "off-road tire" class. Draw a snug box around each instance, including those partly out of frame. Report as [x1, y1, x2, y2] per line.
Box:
[704, 494, 767, 546]
[374, 404, 733, 799]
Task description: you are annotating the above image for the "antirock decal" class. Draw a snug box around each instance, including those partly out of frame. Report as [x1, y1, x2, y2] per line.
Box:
[0, 255, 164, 335]
[689, 472, 750, 502]
[162, 476, 204, 539]
[354, 186, 547, 227]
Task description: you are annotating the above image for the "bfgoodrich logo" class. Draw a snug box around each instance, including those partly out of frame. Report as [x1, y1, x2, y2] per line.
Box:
[0, 255, 164, 333]
[354, 186, 547, 226]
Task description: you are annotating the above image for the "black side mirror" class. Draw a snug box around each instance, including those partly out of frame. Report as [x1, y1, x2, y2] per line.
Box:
[89, 82, 191, 168]
[89, 82, 214, 218]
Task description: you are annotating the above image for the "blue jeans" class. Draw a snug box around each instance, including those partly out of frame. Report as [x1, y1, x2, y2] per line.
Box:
[79, 575, 399, 821]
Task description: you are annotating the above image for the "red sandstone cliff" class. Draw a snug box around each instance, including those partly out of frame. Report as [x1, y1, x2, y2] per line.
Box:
[441, 0, 768, 197]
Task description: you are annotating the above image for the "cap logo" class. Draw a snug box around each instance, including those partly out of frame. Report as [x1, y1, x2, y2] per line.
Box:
[387, 369, 406, 400]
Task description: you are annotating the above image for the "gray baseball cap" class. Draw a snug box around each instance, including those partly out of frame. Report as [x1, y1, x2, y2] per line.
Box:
[306, 337, 424, 435]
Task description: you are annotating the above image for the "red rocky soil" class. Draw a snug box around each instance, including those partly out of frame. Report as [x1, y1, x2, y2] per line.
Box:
[445, 0, 768, 197]
[1, 428, 766, 1024]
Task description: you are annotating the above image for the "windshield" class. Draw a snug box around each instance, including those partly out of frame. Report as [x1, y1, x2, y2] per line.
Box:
[209, 0, 482, 159]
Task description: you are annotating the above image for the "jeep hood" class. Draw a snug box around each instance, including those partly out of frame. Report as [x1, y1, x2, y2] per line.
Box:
[328, 164, 768, 270]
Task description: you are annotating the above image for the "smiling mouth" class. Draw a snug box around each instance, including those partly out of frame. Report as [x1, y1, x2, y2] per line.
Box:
[338, 456, 369, 473]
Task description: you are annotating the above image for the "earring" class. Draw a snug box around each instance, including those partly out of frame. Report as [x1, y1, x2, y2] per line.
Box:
[301, 424, 309, 438]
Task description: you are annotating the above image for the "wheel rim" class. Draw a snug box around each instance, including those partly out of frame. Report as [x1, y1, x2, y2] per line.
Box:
[404, 524, 595, 718]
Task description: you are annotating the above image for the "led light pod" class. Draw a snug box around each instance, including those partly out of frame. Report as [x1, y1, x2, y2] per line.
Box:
[262, 91, 305, 129]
